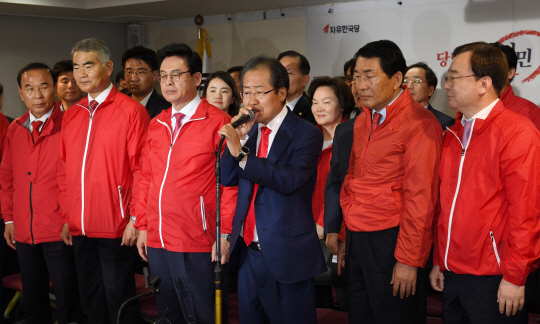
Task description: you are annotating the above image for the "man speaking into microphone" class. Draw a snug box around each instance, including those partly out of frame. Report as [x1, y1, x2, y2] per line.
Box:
[219, 56, 326, 324]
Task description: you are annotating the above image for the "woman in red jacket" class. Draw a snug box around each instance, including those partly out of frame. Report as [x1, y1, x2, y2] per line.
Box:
[308, 76, 354, 307]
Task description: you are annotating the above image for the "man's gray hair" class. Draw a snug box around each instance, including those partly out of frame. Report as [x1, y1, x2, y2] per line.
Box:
[71, 38, 112, 65]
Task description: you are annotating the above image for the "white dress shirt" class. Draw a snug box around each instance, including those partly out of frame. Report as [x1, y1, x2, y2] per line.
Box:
[87, 83, 113, 109]
[460, 98, 499, 145]
[239, 105, 289, 242]
[139, 90, 154, 108]
[286, 94, 303, 112]
[171, 95, 202, 133]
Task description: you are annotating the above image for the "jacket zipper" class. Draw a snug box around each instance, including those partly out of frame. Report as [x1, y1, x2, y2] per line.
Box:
[78, 103, 94, 236]
[200, 196, 207, 236]
[29, 182, 34, 245]
[443, 124, 474, 271]
[490, 231, 501, 267]
[155, 116, 205, 248]
[118, 186, 125, 218]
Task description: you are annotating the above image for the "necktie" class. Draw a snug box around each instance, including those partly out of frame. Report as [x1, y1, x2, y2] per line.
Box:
[31, 120, 43, 144]
[372, 112, 382, 132]
[462, 119, 473, 149]
[89, 100, 98, 114]
[171, 112, 185, 142]
[243, 126, 272, 246]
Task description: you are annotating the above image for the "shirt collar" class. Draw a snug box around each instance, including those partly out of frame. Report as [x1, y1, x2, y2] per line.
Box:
[260, 105, 288, 133]
[171, 95, 202, 121]
[29, 106, 54, 124]
[87, 83, 113, 106]
[461, 98, 499, 125]
[371, 89, 403, 123]
[287, 94, 303, 111]
[139, 90, 154, 107]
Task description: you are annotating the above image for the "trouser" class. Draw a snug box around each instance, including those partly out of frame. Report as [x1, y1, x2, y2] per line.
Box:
[237, 243, 317, 324]
[147, 247, 228, 324]
[346, 227, 421, 324]
[16, 240, 83, 324]
[443, 271, 537, 324]
[72, 236, 140, 324]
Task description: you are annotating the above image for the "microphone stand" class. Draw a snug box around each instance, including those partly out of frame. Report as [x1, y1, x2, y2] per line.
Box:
[214, 134, 226, 324]
[117, 277, 161, 324]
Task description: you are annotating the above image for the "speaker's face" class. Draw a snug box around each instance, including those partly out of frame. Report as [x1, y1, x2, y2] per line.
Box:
[124, 58, 157, 98]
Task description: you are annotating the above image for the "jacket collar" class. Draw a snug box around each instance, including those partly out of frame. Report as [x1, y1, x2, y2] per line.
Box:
[361, 87, 414, 126]
[245, 108, 296, 164]
[449, 100, 505, 138]
[76, 85, 119, 113]
[16, 102, 62, 140]
[157, 97, 209, 130]
[500, 85, 515, 105]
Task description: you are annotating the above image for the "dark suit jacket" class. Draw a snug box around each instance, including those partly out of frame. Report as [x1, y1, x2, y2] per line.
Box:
[428, 104, 455, 130]
[221, 109, 327, 284]
[324, 116, 356, 233]
[145, 90, 170, 120]
[290, 94, 316, 125]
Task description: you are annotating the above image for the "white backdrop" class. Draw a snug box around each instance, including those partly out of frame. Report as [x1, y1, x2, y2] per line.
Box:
[306, 0, 540, 115]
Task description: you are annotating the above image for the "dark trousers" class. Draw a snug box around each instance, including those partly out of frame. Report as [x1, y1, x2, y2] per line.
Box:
[237, 243, 317, 324]
[16, 241, 83, 324]
[443, 271, 536, 324]
[72, 236, 140, 324]
[147, 247, 225, 324]
[346, 227, 420, 324]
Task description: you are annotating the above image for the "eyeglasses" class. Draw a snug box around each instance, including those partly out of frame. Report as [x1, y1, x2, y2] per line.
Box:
[444, 75, 476, 85]
[240, 88, 275, 99]
[157, 71, 190, 83]
[403, 79, 424, 86]
[125, 70, 152, 77]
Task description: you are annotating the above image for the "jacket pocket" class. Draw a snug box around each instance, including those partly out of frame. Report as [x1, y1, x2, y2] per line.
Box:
[490, 231, 501, 267]
[118, 186, 125, 219]
[200, 196, 207, 235]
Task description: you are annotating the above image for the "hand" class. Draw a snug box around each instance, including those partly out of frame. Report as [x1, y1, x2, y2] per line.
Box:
[136, 230, 148, 261]
[218, 124, 243, 158]
[316, 224, 325, 240]
[429, 265, 444, 292]
[391, 261, 417, 298]
[121, 219, 138, 247]
[60, 223, 72, 246]
[497, 278, 525, 316]
[212, 237, 230, 264]
[233, 108, 256, 138]
[4, 223, 16, 250]
[326, 233, 339, 255]
[337, 240, 346, 276]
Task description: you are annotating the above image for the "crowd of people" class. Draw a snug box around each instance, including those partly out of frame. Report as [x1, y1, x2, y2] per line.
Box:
[0, 36, 538, 324]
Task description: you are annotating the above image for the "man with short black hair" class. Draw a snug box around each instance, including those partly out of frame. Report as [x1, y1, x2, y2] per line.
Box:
[219, 55, 326, 323]
[278, 50, 316, 124]
[491, 42, 540, 129]
[227, 65, 243, 99]
[431, 41, 540, 323]
[52, 60, 84, 110]
[1, 62, 83, 324]
[59, 38, 150, 324]
[404, 62, 455, 130]
[122, 45, 170, 119]
[135, 43, 237, 323]
[340, 40, 442, 323]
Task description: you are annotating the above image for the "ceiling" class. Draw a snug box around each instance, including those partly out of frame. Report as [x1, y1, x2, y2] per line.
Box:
[0, 0, 359, 22]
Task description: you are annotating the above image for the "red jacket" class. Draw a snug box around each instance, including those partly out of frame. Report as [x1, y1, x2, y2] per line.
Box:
[0, 105, 64, 244]
[135, 98, 238, 252]
[58, 86, 150, 238]
[500, 85, 540, 130]
[434, 100, 540, 286]
[312, 144, 332, 227]
[340, 89, 442, 267]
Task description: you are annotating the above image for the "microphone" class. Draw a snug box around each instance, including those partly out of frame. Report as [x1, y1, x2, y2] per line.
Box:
[231, 110, 255, 129]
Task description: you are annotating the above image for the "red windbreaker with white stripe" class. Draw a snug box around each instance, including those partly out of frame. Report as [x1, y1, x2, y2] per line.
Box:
[58, 86, 150, 238]
[0, 104, 64, 244]
[135, 98, 238, 252]
[434, 100, 540, 286]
